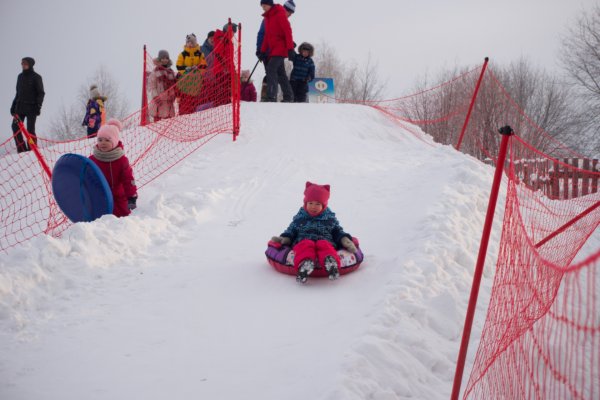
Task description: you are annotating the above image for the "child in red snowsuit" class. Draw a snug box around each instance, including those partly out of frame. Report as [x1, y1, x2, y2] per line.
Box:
[89, 119, 138, 217]
[240, 69, 257, 102]
[271, 181, 358, 283]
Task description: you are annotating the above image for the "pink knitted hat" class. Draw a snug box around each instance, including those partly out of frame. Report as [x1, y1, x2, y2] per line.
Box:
[303, 181, 330, 209]
[97, 119, 122, 149]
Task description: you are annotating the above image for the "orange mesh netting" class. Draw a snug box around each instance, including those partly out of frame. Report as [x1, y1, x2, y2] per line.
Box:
[461, 134, 600, 399]
[358, 59, 600, 399]
[0, 22, 241, 253]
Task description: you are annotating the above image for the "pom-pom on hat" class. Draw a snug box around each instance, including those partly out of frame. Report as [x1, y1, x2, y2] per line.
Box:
[303, 181, 330, 209]
[97, 119, 123, 149]
[261, 0, 274, 5]
[283, 0, 296, 13]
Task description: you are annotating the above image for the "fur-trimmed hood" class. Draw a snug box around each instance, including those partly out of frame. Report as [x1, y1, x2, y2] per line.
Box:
[298, 42, 314, 57]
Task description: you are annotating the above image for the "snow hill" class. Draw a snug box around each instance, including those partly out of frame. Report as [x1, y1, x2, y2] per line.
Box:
[0, 103, 504, 400]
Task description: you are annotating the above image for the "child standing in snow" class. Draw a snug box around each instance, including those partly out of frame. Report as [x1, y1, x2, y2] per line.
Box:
[82, 85, 107, 137]
[240, 69, 257, 102]
[148, 50, 177, 122]
[289, 42, 315, 103]
[89, 119, 138, 218]
[271, 181, 358, 283]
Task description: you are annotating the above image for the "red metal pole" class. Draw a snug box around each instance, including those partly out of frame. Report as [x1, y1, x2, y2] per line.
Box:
[456, 57, 489, 151]
[227, 18, 237, 142]
[141, 44, 149, 126]
[450, 125, 513, 400]
[234, 22, 242, 140]
[15, 117, 52, 178]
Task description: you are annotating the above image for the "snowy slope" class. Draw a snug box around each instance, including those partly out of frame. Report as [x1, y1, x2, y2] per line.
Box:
[0, 103, 504, 400]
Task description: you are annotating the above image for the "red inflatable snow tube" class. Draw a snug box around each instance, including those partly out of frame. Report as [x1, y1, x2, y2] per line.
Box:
[265, 237, 364, 277]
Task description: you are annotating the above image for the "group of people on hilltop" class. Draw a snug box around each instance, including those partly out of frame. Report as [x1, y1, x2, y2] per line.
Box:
[146, 22, 241, 121]
[256, 0, 315, 103]
[7, 1, 314, 219]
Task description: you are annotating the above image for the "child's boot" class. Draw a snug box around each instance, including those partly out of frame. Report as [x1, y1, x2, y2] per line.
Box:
[324, 256, 340, 280]
[296, 259, 315, 284]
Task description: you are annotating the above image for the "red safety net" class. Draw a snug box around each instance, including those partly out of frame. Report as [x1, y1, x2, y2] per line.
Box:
[462, 135, 600, 399]
[359, 59, 600, 399]
[0, 22, 241, 253]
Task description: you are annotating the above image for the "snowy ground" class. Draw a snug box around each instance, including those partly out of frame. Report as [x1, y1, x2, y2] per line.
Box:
[0, 103, 505, 400]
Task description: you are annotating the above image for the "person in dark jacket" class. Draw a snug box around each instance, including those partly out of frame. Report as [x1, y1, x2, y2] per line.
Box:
[10, 57, 45, 153]
[258, 0, 295, 102]
[270, 182, 359, 283]
[201, 31, 215, 68]
[289, 42, 315, 103]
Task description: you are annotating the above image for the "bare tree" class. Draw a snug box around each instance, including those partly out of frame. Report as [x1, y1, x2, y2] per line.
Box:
[494, 58, 581, 154]
[48, 66, 130, 140]
[312, 41, 387, 102]
[47, 103, 85, 141]
[347, 53, 387, 102]
[402, 58, 581, 160]
[560, 4, 600, 156]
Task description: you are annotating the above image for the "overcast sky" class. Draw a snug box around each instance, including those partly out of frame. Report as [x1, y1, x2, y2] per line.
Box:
[1, 0, 597, 142]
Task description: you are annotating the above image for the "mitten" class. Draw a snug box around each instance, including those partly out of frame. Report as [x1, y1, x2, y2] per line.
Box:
[257, 52, 267, 62]
[35, 104, 41, 116]
[127, 196, 138, 210]
[341, 237, 357, 254]
[271, 236, 291, 246]
[287, 49, 295, 61]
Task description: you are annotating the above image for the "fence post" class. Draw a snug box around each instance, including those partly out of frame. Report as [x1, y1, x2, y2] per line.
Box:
[234, 22, 242, 140]
[456, 57, 489, 151]
[141, 44, 149, 126]
[450, 125, 513, 400]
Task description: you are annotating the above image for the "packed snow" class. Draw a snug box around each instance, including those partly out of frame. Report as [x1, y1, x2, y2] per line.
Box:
[0, 103, 505, 399]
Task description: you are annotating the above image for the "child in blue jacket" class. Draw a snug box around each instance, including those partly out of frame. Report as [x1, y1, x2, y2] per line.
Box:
[289, 42, 315, 103]
[271, 181, 357, 283]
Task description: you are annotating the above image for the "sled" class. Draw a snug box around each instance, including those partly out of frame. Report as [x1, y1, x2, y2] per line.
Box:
[265, 238, 364, 277]
[51, 153, 113, 222]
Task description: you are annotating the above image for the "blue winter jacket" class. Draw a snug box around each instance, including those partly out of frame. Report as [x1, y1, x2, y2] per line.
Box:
[256, 20, 266, 54]
[281, 207, 352, 248]
[290, 54, 315, 82]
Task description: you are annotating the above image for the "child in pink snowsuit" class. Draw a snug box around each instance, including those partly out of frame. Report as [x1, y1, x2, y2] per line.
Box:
[89, 119, 138, 217]
[271, 181, 358, 283]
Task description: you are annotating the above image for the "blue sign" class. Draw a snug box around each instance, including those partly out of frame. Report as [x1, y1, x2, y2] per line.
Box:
[308, 78, 335, 103]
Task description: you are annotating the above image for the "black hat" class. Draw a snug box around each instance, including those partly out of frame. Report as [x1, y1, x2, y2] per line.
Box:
[22, 57, 35, 67]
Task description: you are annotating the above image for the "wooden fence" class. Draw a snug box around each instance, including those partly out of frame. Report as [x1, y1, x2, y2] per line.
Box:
[488, 158, 600, 200]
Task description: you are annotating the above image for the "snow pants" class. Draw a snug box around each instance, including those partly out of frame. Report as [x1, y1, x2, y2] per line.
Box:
[265, 56, 293, 102]
[293, 239, 341, 271]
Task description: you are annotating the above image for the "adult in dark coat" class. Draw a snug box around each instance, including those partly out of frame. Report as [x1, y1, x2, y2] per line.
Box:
[10, 57, 45, 153]
[258, 0, 294, 102]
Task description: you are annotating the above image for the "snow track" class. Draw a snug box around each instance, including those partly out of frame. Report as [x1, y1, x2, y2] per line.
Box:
[1, 103, 504, 400]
